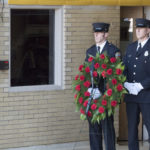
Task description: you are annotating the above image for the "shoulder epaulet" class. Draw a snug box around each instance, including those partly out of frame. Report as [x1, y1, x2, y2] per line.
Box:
[128, 41, 137, 47]
[108, 42, 118, 50]
[87, 44, 95, 51]
[108, 42, 115, 47]
[89, 45, 95, 49]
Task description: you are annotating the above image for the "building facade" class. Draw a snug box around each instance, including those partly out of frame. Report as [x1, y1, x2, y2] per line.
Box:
[0, 0, 149, 149]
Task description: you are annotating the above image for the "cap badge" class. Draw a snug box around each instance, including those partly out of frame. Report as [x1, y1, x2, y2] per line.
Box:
[96, 27, 102, 30]
[138, 23, 144, 26]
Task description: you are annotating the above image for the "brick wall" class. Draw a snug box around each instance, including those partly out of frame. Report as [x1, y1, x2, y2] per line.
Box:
[0, 3, 120, 149]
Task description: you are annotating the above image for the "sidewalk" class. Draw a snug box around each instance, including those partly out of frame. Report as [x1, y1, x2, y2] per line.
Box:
[5, 141, 149, 150]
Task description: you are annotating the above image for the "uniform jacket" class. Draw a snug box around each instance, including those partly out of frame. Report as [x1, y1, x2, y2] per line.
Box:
[124, 38, 150, 103]
[85, 41, 120, 93]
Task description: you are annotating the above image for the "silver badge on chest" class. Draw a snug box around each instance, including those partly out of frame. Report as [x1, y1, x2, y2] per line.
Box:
[144, 51, 149, 57]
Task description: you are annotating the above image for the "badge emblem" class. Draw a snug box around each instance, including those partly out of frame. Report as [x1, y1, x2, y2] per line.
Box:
[144, 51, 149, 56]
[115, 52, 121, 57]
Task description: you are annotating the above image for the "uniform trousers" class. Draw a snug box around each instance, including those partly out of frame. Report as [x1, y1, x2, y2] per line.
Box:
[126, 102, 150, 150]
[88, 115, 116, 150]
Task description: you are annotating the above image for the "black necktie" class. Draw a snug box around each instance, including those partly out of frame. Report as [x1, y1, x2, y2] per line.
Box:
[97, 46, 100, 54]
[137, 43, 141, 52]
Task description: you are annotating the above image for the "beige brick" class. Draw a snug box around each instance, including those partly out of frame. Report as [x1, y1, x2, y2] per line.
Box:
[0, 4, 120, 149]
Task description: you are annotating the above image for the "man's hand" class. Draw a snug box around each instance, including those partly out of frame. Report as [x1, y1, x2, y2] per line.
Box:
[124, 82, 138, 95]
[124, 82, 143, 95]
[88, 88, 101, 99]
[132, 83, 144, 93]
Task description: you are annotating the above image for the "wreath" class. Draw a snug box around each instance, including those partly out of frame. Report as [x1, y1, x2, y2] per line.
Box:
[72, 52, 128, 123]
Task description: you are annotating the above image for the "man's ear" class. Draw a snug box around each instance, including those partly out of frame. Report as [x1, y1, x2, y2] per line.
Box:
[147, 28, 150, 35]
[105, 32, 109, 38]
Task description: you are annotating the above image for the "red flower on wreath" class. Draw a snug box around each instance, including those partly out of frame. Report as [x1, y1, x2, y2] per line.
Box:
[80, 75, 85, 81]
[75, 75, 79, 80]
[83, 81, 91, 88]
[79, 65, 84, 72]
[110, 57, 117, 63]
[88, 57, 93, 62]
[84, 91, 90, 97]
[75, 85, 81, 91]
[102, 64, 107, 69]
[101, 71, 106, 78]
[100, 54, 105, 59]
[93, 71, 98, 77]
[91, 104, 97, 110]
[94, 99, 98, 103]
[80, 108, 85, 114]
[111, 100, 117, 107]
[102, 99, 107, 106]
[117, 84, 123, 92]
[99, 107, 105, 114]
[107, 88, 112, 96]
[85, 67, 90, 73]
[107, 69, 112, 75]
[94, 63, 100, 69]
[78, 97, 83, 104]
[88, 111, 92, 117]
[116, 69, 122, 75]
[112, 78, 117, 85]
[74, 94, 77, 99]
[83, 100, 88, 107]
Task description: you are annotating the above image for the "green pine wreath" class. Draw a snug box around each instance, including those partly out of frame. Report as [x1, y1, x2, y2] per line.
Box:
[72, 52, 128, 123]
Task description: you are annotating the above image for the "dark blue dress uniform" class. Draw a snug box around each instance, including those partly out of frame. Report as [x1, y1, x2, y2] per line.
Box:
[85, 22, 120, 150]
[123, 18, 150, 150]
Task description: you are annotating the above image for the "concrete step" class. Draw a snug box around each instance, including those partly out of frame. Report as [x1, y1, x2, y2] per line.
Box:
[5, 141, 149, 150]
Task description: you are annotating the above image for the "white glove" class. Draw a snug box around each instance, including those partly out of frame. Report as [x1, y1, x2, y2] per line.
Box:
[88, 88, 101, 99]
[124, 82, 143, 95]
[132, 83, 144, 93]
[124, 82, 138, 95]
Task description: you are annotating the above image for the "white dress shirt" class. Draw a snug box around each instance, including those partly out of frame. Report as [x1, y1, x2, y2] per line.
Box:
[137, 37, 149, 50]
[96, 41, 107, 54]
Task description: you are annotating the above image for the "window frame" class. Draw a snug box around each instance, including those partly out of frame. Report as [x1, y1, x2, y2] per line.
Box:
[9, 5, 64, 92]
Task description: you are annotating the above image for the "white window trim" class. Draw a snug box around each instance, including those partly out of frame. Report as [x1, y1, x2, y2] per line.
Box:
[8, 5, 64, 92]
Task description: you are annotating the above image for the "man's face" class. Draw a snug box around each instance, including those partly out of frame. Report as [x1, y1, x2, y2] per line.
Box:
[94, 32, 106, 44]
[136, 27, 149, 40]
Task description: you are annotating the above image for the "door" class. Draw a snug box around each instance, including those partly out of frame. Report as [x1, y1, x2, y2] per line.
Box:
[118, 6, 144, 141]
